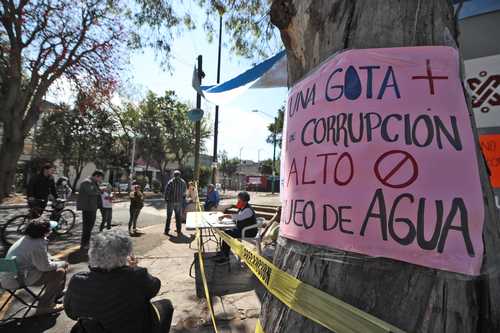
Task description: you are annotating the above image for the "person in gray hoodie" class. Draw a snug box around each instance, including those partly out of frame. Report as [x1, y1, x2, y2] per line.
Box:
[77, 170, 104, 249]
[0, 221, 68, 315]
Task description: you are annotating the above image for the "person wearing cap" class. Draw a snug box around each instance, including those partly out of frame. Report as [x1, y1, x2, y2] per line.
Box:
[164, 170, 187, 235]
[216, 191, 256, 263]
[0, 221, 68, 315]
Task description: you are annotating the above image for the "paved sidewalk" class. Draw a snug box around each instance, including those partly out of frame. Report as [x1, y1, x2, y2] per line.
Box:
[1, 222, 262, 333]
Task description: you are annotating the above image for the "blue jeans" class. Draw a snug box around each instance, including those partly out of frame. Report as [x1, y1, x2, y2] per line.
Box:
[166, 202, 183, 233]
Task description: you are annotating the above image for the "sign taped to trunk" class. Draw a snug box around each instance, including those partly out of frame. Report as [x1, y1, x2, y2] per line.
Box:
[280, 46, 485, 275]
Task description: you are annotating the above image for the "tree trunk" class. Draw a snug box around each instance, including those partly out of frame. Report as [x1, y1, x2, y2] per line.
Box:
[72, 164, 85, 191]
[261, 1, 500, 332]
[0, 119, 25, 200]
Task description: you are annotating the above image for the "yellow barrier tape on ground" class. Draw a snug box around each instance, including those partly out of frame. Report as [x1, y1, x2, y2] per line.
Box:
[193, 183, 219, 333]
[255, 320, 265, 333]
[216, 230, 406, 333]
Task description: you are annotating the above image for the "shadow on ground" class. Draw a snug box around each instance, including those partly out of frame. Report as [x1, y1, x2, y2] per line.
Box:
[193, 253, 258, 298]
[169, 234, 193, 244]
[67, 249, 88, 265]
[0, 312, 60, 333]
[146, 200, 166, 210]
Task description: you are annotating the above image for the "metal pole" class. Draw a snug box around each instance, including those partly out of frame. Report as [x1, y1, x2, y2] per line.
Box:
[130, 136, 136, 188]
[194, 55, 203, 182]
[271, 118, 277, 194]
[239, 147, 243, 190]
[212, 14, 223, 186]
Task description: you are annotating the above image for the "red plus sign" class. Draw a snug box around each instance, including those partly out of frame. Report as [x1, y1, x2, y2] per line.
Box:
[411, 59, 448, 95]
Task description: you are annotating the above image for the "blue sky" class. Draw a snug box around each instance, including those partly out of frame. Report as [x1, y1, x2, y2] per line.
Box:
[127, 9, 287, 163]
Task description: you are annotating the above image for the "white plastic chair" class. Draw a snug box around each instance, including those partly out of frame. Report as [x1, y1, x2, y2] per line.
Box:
[241, 217, 265, 245]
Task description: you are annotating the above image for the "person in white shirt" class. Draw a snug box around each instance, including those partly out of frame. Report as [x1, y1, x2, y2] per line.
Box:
[216, 191, 257, 262]
[0, 221, 68, 315]
[99, 184, 113, 231]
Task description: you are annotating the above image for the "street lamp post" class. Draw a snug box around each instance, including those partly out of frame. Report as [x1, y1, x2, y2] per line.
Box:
[130, 136, 136, 189]
[252, 110, 278, 194]
[271, 121, 277, 194]
[212, 12, 223, 186]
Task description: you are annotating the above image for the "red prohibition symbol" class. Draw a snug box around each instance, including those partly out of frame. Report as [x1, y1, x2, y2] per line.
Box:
[374, 150, 419, 188]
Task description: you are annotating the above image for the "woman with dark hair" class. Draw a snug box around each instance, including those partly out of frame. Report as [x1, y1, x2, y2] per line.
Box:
[129, 184, 144, 235]
[0, 221, 68, 315]
[64, 229, 174, 333]
[56, 176, 73, 200]
[216, 191, 257, 263]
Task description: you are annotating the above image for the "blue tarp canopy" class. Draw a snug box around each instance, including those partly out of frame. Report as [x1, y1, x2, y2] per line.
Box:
[194, 51, 287, 105]
[195, 0, 500, 105]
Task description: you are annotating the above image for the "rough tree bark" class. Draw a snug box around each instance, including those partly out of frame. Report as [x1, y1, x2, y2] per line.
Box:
[261, 1, 500, 332]
[0, 120, 25, 198]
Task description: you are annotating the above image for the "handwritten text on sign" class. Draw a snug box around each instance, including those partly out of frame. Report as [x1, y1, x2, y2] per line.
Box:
[280, 47, 485, 275]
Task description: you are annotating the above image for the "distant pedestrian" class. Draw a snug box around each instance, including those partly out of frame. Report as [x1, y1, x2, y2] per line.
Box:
[100, 184, 113, 231]
[129, 184, 144, 235]
[164, 170, 187, 236]
[184, 181, 199, 212]
[56, 177, 72, 200]
[27, 163, 58, 216]
[204, 184, 220, 211]
[77, 170, 104, 249]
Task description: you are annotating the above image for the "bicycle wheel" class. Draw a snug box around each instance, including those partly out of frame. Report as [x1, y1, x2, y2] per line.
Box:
[54, 209, 76, 235]
[1, 215, 30, 246]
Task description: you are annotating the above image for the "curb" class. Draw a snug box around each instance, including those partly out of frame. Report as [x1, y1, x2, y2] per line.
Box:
[0, 197, 168, 211]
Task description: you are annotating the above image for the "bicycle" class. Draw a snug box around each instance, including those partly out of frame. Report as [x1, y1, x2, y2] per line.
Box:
[1, 199, 76, 246]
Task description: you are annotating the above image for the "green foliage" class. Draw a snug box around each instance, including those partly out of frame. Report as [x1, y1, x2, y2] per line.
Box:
[128, 0, 280, 63]
[199, 166, 212, 188]
[266, 105, 285, 148]
[34, 102, 117, 189]
[219, 150, 239, 178]
[259, 159, 273, 175]
[194, 0, 281, 59]
[179, 165, 210, 188]
[118, 90, 211, 182]
[134, 175, 149, 190]
[151, 179, 162, 193]
[116, 90, 210, 185]
[260, 158, 280, 176]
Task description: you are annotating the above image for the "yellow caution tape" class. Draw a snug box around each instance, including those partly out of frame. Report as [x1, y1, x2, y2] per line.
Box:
[255, 320, 265, 333]
[191, 182, 403, 333]
[193, 183, 219, 333]
[216, 229, 406, 333]
[196, 229, 219, 333]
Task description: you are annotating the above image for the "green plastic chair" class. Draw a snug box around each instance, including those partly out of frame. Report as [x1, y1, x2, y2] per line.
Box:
[0, 257, 47, 325]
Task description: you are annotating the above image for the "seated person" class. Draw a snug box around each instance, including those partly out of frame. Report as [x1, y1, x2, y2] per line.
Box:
[204, 184, 220, 211]
[216, 191, 257, 263]
[64, 229, 173, 333]
[0, 221, 68, 315]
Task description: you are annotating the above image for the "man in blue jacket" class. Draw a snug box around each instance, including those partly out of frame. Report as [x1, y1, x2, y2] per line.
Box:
[204, 184, 220, 211]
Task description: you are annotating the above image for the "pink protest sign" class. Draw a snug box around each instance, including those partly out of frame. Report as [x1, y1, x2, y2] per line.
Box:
[280, 46, 485, 276]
